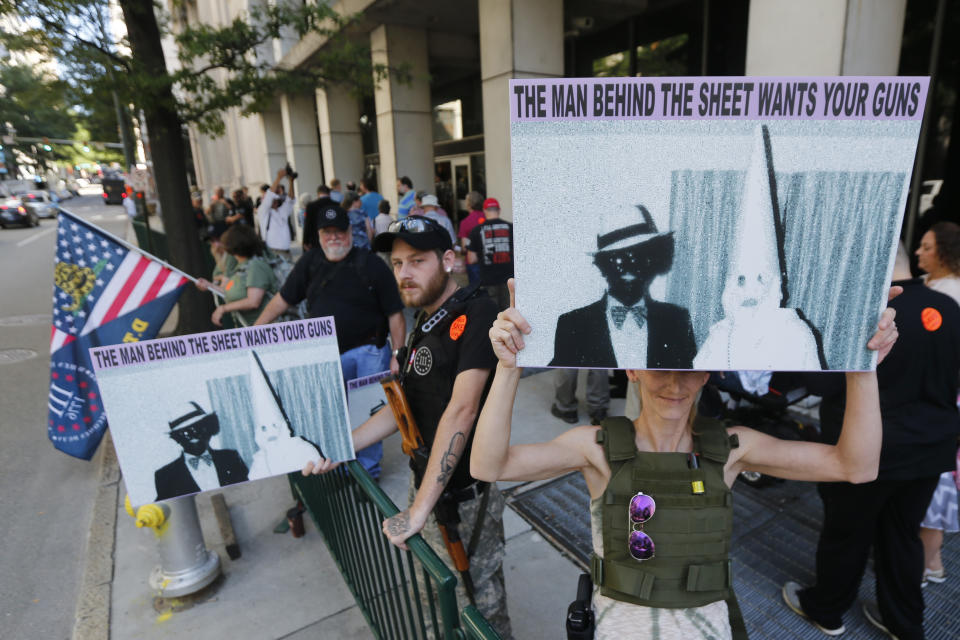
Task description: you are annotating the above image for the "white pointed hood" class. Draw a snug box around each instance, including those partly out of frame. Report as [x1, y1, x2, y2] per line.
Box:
[722, 125, 784, 315]
[249, 351, 288, 447]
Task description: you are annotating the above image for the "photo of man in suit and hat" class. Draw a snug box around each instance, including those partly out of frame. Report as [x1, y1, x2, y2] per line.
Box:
[548, 204, 696, 369]
[154, 401, 249, 501]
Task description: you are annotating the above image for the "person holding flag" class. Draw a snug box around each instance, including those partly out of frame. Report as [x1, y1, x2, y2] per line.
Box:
[48, 210, 191, 459]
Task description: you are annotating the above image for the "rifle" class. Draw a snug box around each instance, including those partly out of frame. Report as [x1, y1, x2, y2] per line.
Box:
[381, 374, 477, 605]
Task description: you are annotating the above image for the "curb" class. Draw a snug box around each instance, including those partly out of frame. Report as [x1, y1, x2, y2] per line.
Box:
[72, 431, 121, 640]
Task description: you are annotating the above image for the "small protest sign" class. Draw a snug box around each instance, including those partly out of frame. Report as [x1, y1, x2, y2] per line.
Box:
[91, 317, 352, 506]
[346, 370, 390, 429]
[511, 76, 928, 371]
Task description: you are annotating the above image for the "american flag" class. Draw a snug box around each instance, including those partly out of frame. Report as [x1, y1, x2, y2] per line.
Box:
[49, 210, 188, 459]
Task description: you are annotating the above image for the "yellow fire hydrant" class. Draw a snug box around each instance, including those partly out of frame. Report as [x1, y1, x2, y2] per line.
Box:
[125, 495, 169, 532]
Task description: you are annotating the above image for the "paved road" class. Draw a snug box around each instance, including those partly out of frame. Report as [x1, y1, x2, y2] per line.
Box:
[0, 193, 129, 640]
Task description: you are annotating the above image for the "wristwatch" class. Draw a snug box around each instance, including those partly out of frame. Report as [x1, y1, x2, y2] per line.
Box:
[392, 349, 400, 358]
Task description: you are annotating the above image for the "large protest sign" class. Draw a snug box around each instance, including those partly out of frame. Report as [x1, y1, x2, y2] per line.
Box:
[91, 317, 352, 506]
[511, 76, 928, 371]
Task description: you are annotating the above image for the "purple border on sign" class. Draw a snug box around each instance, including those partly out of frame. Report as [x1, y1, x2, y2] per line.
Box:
[88, 316, 337, 372]
[508, 76, 929, 123]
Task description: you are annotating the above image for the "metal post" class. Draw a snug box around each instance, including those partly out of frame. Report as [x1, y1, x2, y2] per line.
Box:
[146, 495, 221, 597]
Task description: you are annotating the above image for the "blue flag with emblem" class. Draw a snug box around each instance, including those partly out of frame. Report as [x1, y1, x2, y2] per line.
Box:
[48, 210, 189, 459]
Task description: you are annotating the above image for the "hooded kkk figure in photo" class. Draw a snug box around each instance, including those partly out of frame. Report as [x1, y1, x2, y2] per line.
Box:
[549, 204, 696, 369]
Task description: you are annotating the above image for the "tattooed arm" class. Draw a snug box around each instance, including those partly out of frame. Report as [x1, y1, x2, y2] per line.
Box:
[382, 368, 490, 549]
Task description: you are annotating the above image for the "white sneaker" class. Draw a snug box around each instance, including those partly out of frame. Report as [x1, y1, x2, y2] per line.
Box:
[923, 567, 946, 585]
[861, 601, 900, 640]
[781, 581, 846, 636]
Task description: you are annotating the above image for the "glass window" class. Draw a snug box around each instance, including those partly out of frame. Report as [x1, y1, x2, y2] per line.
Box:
[433, 100, 463, 142]
[636, 34, 690, 77]
[470, 154, 485, 200]
[593, 51, 630, 77]
[435, 161, 454, 213]
[455, 163, 469, 201]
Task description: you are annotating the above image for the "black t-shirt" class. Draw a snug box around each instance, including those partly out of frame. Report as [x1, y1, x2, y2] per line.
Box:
[403, 290, 499, 490]
[302, 196, 337, 250]
[809, 278, 960, 480]
[234, 198, 254, 226]
[468, 220, 514, 285]
[280, 247, 403, 353]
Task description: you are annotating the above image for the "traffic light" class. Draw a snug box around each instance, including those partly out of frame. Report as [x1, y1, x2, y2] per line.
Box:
[43, 144, 52, 151]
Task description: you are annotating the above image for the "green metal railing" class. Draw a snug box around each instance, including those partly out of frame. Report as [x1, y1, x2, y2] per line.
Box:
[131, 218, 169, 260]
[459, 606, 501, 640]
[291, 462, 500, 639]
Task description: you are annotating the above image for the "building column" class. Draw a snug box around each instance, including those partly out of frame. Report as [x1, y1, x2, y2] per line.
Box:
[745, 0, 906, 75]
[259, 108, 287, 185]
[316, 87, 365, 189]
[479, 0, 563, 220]
[279, 93, 324, 201]
[370, 24, 433, 210]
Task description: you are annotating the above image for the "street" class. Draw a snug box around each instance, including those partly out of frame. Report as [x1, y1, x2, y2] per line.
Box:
[0, 190, 128, 640]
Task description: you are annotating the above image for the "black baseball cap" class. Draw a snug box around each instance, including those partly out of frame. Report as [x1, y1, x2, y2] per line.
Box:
[317, 205, 349, 230]
[373, 215, 453, 252]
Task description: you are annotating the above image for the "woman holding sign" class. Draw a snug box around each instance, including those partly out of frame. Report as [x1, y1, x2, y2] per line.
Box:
[471, 280, 898, 639]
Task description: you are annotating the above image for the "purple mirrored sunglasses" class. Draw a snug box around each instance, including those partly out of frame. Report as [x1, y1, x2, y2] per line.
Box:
[628, 492, 656, 561]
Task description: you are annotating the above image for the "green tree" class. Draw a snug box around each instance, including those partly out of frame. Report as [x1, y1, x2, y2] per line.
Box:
[2, 0, 403, 333]
[0, 63, 78, 170]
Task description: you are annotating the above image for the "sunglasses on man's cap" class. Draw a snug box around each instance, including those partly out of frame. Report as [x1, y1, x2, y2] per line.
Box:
[373, 215, 452, 252]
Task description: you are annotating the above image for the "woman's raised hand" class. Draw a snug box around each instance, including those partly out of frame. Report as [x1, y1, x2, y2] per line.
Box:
[489, 278, 532, 369]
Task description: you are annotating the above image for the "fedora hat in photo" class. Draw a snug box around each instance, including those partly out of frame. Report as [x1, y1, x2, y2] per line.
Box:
[592, 204, 672, 255]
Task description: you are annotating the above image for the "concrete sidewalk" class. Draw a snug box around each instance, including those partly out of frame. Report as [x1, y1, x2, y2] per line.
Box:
[80, 370, 608, 639]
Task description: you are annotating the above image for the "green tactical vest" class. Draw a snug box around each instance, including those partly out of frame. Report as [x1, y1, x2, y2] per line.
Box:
[592, 415, 748, 637]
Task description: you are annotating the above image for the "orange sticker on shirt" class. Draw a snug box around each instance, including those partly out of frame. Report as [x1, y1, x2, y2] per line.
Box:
[225, 280, 235, 292]
[450, 315, 467, 341]
[922, 307, 942, 332]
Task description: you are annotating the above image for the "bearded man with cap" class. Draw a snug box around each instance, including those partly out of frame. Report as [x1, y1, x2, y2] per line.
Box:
[254, 204, 406, 480]
[549, 204, 696, 369]
[303, 215, 513, 638]
[155, 401, 249, 501]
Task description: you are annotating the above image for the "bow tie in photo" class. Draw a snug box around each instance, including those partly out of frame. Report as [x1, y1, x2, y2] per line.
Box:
[611, 305, 647, 330]
[187, 453, 214, 470]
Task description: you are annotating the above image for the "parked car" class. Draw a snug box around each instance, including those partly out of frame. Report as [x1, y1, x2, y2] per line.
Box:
[0, 196, 39, 228]
[16, 190, 60, 218]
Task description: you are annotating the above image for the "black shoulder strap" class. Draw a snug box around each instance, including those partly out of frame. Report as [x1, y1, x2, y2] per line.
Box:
[351, 248, 373, 291]
[307, 249, 364, 291]
[596, 417, 637, 463]
[447, 281, 485, 306]
[418, 282, 485, 335]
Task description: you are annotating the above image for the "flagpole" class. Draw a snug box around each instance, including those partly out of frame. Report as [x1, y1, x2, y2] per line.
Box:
[58, 208, 223, 298]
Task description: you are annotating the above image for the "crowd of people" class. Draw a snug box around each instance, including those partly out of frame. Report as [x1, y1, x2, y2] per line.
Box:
[186, 168, 957, 640]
